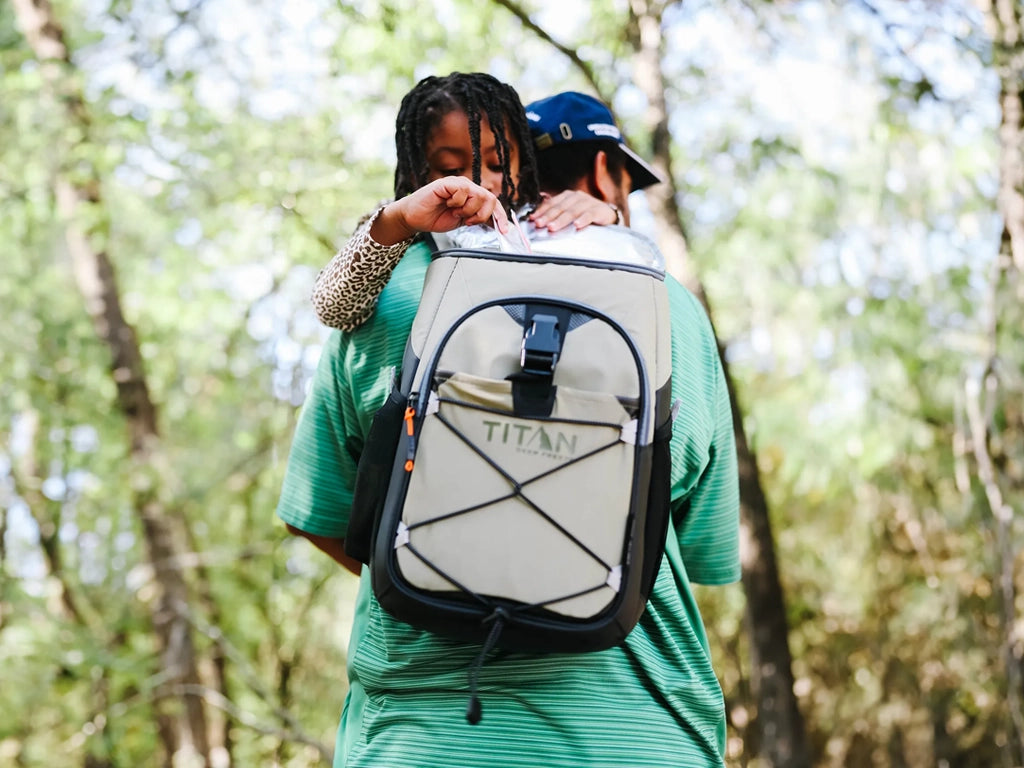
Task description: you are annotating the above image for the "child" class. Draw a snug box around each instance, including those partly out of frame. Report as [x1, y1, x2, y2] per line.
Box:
[312, 72, 620, 331]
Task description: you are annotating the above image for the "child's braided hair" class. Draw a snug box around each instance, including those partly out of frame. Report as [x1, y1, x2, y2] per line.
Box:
[393, 72, 541, 210]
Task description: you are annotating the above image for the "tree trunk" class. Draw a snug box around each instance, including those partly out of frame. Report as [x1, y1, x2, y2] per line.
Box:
[983, 0, 1024, 277]
[184, 523, 235, 766]
[975, 0, 1024, 762]
[12, 1, 212, 765]
[627, 1, 810, 765]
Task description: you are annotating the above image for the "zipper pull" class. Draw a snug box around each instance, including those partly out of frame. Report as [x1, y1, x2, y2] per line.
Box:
[403, 406, 416, 472]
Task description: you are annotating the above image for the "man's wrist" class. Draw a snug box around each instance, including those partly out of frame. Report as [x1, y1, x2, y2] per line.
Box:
[607, 203, 624, 226]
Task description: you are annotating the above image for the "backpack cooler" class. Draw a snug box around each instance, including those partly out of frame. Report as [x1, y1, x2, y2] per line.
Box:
[346, 225, 675, 672]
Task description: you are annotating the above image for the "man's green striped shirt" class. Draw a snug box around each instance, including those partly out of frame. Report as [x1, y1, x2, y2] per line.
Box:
[277, 240, 740, 767]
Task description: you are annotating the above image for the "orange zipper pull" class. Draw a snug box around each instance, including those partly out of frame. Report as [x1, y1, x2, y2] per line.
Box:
[404, 407, 416, 471]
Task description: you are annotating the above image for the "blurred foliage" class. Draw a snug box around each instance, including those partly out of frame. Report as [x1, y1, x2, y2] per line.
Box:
[1, 0, 1021, 766]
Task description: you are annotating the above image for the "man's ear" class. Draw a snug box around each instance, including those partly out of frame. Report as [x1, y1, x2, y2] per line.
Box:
[591, 150, 618, 203]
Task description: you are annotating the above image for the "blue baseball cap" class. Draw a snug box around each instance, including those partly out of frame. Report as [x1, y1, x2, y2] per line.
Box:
[524, 91, 663, 191]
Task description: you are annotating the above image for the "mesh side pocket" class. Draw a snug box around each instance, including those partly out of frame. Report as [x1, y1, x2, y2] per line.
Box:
[345, 387, 407, 565]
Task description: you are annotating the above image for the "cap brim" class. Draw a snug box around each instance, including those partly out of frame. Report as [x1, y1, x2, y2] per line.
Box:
[620, 143, 663, 191]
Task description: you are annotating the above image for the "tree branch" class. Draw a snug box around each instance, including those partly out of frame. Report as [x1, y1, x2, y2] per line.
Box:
[8, 409, 88, 626]
[176, 597, 332, 760]
[487, 0, 604, 95]
[171, 684, 333, 764]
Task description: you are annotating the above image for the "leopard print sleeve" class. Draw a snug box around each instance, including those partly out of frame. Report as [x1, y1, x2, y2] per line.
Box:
[311, 204, 416, 331]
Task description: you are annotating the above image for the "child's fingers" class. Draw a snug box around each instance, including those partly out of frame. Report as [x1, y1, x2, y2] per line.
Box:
[475, 198, 510, 232]
[491, 204, 509, 233]
[432, 178, 511, 230]
[444, 187, 470, 209]
[454, 191, 505, 227]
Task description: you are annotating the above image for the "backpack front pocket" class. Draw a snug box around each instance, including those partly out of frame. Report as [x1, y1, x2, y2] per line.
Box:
[395, 372, 638, 620]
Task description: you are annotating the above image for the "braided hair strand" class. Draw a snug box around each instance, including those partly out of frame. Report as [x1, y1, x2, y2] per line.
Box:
[392, 72, 540, 211]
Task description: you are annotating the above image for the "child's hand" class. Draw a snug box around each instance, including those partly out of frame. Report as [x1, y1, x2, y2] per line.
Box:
[377, 178, 510, 243]
[528, 191, 620, 232]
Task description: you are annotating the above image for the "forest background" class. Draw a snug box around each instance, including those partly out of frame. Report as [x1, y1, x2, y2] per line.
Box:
[1, 0, 1022, 766]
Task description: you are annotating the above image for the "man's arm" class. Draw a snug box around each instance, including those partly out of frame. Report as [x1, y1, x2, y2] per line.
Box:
[276, 332, 366, 576]
[285, 524, 362, 577]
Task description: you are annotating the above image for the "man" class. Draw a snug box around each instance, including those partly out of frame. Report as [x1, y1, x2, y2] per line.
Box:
[526, 90, 662, 230]
[276, 89, 740, 767]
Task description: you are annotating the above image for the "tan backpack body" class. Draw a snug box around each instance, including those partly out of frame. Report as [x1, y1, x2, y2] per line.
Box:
[348, 228, 674, 659]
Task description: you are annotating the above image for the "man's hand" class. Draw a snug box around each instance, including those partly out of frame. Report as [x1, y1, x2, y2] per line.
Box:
[528, 190, 620, 232]
[370, 178, 510, 245]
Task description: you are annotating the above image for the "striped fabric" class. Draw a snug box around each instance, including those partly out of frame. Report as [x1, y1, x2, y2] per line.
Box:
[276, 239, 740, 767]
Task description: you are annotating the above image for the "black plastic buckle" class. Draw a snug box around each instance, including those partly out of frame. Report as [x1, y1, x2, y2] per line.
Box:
[520, 314, 560, 376]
